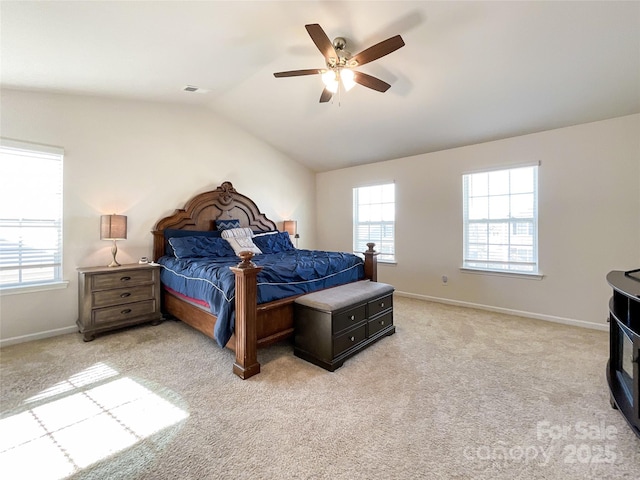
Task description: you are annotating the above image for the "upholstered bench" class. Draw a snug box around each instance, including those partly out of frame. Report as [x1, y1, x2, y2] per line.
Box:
[293, 280, 395, 371]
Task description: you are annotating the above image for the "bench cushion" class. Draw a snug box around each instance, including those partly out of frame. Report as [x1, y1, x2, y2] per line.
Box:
[294, 280, 394, 312]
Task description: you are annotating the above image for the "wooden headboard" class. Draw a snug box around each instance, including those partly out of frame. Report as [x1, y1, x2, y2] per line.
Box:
[151, 181, 278, 261]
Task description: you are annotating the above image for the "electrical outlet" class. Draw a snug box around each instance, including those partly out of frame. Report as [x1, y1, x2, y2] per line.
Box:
[442, 275, 448, 285]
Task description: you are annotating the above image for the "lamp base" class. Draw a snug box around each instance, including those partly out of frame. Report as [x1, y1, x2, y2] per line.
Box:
[108, 240, 121, 267]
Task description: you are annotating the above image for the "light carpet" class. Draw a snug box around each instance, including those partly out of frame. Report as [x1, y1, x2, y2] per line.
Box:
[1, 297, 638, 479]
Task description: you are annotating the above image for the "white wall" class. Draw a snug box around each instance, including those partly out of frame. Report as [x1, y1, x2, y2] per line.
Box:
[317, 114, 640, 328]
[0, 89, 315, 344]
[2, 89, 637, 343]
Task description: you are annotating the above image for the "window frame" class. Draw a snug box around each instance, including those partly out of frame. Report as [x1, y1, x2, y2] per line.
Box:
[0, 138, 66, 293]
[462, 164, 540, 277]
[353, 182, 396, 263]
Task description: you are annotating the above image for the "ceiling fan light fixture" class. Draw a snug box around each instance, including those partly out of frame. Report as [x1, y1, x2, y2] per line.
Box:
[321, 69, 336, 85]
[322, 69, 339, 93]
[326, 79, 339, 93]
[341, 68, 356, 91]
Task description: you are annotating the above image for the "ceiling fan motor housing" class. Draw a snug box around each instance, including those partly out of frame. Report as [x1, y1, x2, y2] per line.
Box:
[332, 36, 347, 51]
[327, 37, 351, 69]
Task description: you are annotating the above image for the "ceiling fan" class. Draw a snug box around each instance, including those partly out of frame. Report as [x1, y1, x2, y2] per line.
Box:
[274, 24, 405, 103]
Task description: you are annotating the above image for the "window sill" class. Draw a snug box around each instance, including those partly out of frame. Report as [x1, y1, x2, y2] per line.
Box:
[460, 268, 543, 280]
[0, 281, 70, 296]
[379, 260, 397, 266]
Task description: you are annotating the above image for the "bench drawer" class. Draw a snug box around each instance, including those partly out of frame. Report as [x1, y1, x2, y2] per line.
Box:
[368, 311, 394, 337]
[333, 304, 366, 335]
[333, 324, 367, 357]
[368, 294, 393, 317]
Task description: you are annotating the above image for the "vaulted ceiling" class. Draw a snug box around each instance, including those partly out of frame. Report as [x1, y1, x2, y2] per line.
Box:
[2, 1, 639, 172]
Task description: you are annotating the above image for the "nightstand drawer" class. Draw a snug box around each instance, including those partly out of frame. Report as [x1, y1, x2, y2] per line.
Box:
[368, 294, 393, 317]
[91, 269, 155, 290]
[333, 304, 366, 334]
[92, 285, 155, 308]
[334, 324, 367, 357]
[93, 300, 157, 325]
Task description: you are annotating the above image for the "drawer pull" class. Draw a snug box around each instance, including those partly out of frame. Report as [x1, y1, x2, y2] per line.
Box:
[350, 315, 355, 321]
[120, 276, 131, 282]
[120, 308, 132, 315]
[120, 292, 131, 298]
[380, 302, 385, 308]
[350, 336, 355, 342]
[380, 320, 385, 326]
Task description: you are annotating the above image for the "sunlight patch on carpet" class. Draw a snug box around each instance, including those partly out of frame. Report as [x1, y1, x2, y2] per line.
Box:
[0, 362, 189, 479]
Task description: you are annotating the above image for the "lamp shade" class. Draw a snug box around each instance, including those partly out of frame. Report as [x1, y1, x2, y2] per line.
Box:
[100, 215, 127, 240]
[283, 220, 297, 236]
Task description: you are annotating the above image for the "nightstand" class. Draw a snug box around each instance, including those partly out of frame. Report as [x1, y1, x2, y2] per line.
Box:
[77, 263, 162, 341]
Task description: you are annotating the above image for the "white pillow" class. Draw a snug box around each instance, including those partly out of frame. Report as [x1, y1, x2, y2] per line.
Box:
[221, 227, 262, 255]
[221, 227, 254, 238]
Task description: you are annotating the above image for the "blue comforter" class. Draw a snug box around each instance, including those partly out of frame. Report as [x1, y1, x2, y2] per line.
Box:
[158, 250, 364, 346]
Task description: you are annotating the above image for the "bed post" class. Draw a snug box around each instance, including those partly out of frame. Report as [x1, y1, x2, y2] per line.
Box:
[363, 243, 378, 282]
[229, 252, 263, 379]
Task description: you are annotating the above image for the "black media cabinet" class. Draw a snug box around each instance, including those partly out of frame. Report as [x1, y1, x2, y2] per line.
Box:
[606, 270, 640, 438]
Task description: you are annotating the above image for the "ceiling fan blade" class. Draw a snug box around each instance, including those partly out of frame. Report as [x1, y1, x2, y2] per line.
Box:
[353, 71, 391, 92]
[319, 88, 333, 103]
[274, 69, 322, 78]
[350, 35, 405, 66]
[305, 24, 337, 62]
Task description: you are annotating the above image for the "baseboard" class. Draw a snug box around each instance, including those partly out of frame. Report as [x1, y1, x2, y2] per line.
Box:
[394, 291, 609, 332]
[0, 325, 79, 348]
[0, 293, 609, 347]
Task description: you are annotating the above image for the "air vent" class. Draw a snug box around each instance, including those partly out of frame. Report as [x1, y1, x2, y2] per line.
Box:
[182, 85, 210, 94]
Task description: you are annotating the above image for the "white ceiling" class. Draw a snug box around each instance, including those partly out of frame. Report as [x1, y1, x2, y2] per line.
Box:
[2, 1, 639, 172]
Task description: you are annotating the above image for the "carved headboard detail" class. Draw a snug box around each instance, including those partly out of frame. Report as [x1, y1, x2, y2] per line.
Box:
[151, 181, 278, 261]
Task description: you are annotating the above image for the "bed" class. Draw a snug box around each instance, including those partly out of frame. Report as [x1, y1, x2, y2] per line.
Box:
[151, 181, 379, 379]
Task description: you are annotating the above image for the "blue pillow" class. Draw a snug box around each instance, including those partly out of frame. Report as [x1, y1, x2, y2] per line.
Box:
[164, 229, 221, 257]
[169, 235, 236, 259]
[253, 231, 295, 254]
[215, 219, 241, 231]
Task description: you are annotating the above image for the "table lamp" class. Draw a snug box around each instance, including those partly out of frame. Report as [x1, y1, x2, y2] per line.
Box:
[283, 220, 299, 247]
[100, 214, 127, 267]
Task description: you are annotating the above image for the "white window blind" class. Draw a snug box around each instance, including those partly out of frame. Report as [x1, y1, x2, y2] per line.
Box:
[0, 139, 64, 288]
[353, 183, 395, 262]
[463, 165, 538, 274]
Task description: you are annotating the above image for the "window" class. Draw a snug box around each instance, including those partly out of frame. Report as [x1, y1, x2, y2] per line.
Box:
[0, 139, 64, 289]
[353, 183, 395, 262]
[463, 165, 538, 274]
